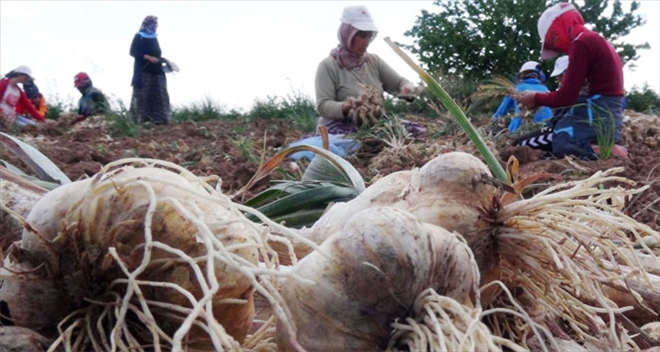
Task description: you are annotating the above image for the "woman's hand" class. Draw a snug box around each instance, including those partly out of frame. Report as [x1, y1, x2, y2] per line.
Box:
[515, 91, 538, 109]
[144, 55, 160, 64]
[398, 83, 419, 102]
[341, 101, 351, 117]
[399, 83, 416, 95]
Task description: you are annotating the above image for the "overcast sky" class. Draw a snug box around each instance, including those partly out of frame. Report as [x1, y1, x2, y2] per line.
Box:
[1, 1, 658, 112]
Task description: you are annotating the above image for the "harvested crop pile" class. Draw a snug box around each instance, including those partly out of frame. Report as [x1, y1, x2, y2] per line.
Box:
[0, 158, 300, 351]
[273, 152, 660, 351]
[347, 85, 386, 129]
[1, 152, 659, 351]
[622, 112, 660, 149]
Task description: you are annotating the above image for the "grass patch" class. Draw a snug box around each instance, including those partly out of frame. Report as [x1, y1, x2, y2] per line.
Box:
[592, 107, 616, 160]
[171, 96, 243, 123]
[626, 83, 660, 115]
[247, 92, 318, 134]
[105, 100, 138, 138]
[45, 94, 76, 120]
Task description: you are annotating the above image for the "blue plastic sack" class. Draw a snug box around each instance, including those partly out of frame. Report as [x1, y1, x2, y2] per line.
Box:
[287, 135, 361, 161]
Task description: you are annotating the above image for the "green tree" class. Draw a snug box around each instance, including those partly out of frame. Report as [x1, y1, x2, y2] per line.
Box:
[626, 84, 660, 114]
[404, 0, 647, 81]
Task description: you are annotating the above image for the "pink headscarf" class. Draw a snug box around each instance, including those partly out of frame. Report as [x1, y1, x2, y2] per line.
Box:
[330, 23, 376, 70]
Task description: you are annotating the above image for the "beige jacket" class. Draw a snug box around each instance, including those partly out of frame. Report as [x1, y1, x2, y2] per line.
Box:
[314, 53, 410, 131]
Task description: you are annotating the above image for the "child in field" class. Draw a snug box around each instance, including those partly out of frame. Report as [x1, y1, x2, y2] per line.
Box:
[515, 3, 626, 160]
[491, 61, 553, 133]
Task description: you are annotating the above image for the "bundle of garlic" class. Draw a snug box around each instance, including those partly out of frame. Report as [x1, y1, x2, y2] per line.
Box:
[2, 150, 658, 351]
[276, 151, 659, 351]
[275, 206, 507, 351]
[294, 151, 502, 286]
[346, 85, 385, 129]
[487, 167, 659, 350]
[0, 158, 302, 351]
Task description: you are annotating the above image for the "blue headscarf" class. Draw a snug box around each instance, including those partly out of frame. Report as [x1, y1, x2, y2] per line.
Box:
[138, 15, 158, 38]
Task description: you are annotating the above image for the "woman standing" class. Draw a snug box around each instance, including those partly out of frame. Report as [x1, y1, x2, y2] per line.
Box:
[129, 15, 170, 125]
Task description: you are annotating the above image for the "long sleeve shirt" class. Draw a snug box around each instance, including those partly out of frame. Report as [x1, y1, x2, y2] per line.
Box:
[535, 30, 624, 108]
[493, 78, 553, 124]
[0, 78, 45, 121]
[16, 94, 48, 117]
[315, 53, 410, 130]
[130, 33, 165, 87]
[78, 86, 110, 117]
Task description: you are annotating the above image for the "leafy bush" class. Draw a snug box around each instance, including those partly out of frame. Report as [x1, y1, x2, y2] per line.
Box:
[247, 92, 318, 134]
[45, 103, 65, 121]
[426, 72, 484, 115]
[282, 92, 318, 134]
[45, 94, 76, 120]
[383, 88, 437, 118]
[626, 84, 660, 114]
[247, 96, 290, 120]
[105, 100, 138, 138]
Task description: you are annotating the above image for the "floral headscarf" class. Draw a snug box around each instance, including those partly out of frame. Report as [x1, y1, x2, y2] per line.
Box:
[330, 23, 376, 70]
[138, 15, 158, 38]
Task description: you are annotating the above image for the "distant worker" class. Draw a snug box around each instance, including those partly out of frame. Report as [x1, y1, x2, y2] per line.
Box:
[551, 55, 587, 97]
[18, 78, 48, 117]
[547, 55, 582, 121]
[0, 65, 45, 129]
[550, 55, 569, 83]
[511, 56, 573, 152]
[129, 15, 171, 125]
[491, 61, 553, 133]
[74, 72, 110, 123]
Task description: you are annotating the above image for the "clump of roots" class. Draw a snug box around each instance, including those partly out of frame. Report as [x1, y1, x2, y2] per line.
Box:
[1, 158, 309, 352]
[485, 167, 660, 350]
[347, 84, 385, 129]
[388, 288, 511, 352]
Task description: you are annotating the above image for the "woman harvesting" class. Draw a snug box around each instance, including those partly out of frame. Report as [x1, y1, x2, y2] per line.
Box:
[0, 66, 45, 129]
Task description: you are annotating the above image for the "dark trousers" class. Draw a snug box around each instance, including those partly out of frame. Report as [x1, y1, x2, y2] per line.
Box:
[513, 95, 623, 160]
[513, 127, 553, 152]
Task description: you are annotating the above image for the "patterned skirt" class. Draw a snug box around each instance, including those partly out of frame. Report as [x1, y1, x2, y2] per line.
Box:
[130, 73, 170, 124]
